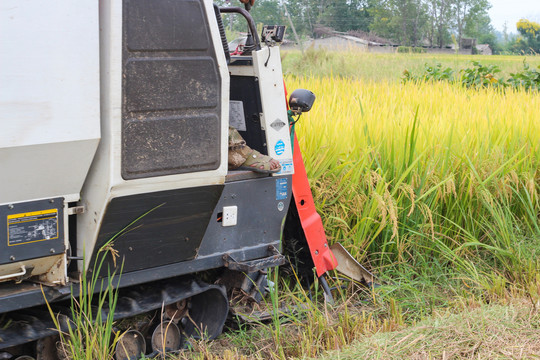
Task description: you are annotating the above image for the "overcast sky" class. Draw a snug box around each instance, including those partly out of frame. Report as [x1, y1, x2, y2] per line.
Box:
[489, 0, 540, 33]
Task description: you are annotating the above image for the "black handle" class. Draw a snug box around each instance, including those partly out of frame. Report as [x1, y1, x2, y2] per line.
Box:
[219, 7, 261, 51]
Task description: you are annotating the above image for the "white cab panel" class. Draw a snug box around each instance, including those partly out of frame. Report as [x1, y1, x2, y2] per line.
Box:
[252, 47, 294, 175]
[77, 0, 230, 266]
[0, 0, 100, 204]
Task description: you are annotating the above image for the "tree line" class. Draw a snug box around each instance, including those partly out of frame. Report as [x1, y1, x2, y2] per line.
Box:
[219, 0, 540, 54]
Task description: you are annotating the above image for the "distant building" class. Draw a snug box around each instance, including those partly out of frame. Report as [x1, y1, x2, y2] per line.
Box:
[476, 44, 493, 55]
[460, 37, 477, 50]
[283, 31, 492, 55]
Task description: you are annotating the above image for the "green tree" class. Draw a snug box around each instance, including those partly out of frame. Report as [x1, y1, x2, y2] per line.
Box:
[514, 18, 540, 53]
[221, 0, 496, 49]
[453, 0, 490, 44]
[280, 0, 317, 37]
[318, 0, 373, 32]
[369, 2, 398, 40]
[427, 0, 453, 47]
[462, 2, 498, 52]
[250, 0, 285, 27]
[370, 0, 428, 46]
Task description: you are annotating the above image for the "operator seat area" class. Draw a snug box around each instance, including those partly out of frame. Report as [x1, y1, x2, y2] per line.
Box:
[214, 6, 273, 179]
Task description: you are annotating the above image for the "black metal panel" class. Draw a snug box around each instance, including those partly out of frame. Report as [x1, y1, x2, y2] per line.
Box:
[123, 114, 220, 178]
[198, 175, 292, 256]
[126, 0, 209, 51]
[0, 281, 70, 315]
[125, 58, 218, 112]
[122, 0, 222, 180]
[91, 185, 223, 275]
[0, 198, 64, 264]
[230, 75, 267, 154]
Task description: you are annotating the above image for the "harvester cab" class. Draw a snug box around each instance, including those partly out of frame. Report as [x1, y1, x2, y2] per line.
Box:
[0, 0, 368, 358]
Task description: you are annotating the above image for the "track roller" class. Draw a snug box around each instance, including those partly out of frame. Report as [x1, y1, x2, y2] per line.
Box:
[164, 299, 188, 321]
[114, 330, 146, 360]
[151, 321, 182, 353]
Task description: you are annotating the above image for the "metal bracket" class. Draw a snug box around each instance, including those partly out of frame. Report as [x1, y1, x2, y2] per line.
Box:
[67, 206, 85, 215]
[223, 246, 286, 273]
[0, 265, 26, 281]
[330, 243, 377, 285]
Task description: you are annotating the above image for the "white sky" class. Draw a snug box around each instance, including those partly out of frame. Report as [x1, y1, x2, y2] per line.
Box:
[489, 0, 540, 33]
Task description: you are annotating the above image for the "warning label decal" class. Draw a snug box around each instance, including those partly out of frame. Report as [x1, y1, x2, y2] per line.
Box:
[276, 178, 288, 200]
[229, 101, 247, 131]
[7, 209, 59, 246]
[270, 118, 286, 131]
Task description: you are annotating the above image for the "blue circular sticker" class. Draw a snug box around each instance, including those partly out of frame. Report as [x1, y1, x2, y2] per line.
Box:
[275, 140, 285, 155]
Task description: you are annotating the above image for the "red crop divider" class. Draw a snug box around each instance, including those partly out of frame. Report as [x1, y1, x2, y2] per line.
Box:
[284, 82, 338, 277]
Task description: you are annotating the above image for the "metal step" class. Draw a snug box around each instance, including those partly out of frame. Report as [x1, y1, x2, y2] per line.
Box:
[223, 246, 286, 273]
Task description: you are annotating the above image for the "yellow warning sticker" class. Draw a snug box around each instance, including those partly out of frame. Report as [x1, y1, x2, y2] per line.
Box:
[7, 209, 59, 246]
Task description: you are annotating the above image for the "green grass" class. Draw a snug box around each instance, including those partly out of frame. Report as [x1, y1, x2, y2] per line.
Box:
[316, 301, 540, 359]
[44, 204, 165, 360]
[282, 48, 540, 82]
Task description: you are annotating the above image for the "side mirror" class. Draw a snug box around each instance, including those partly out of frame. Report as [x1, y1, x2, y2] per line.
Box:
[289, 89, 316, 114]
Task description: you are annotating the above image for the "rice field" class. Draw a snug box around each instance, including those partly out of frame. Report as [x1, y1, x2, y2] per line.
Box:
[284, 53, 540, 302]
[282, 49, 540, 81]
